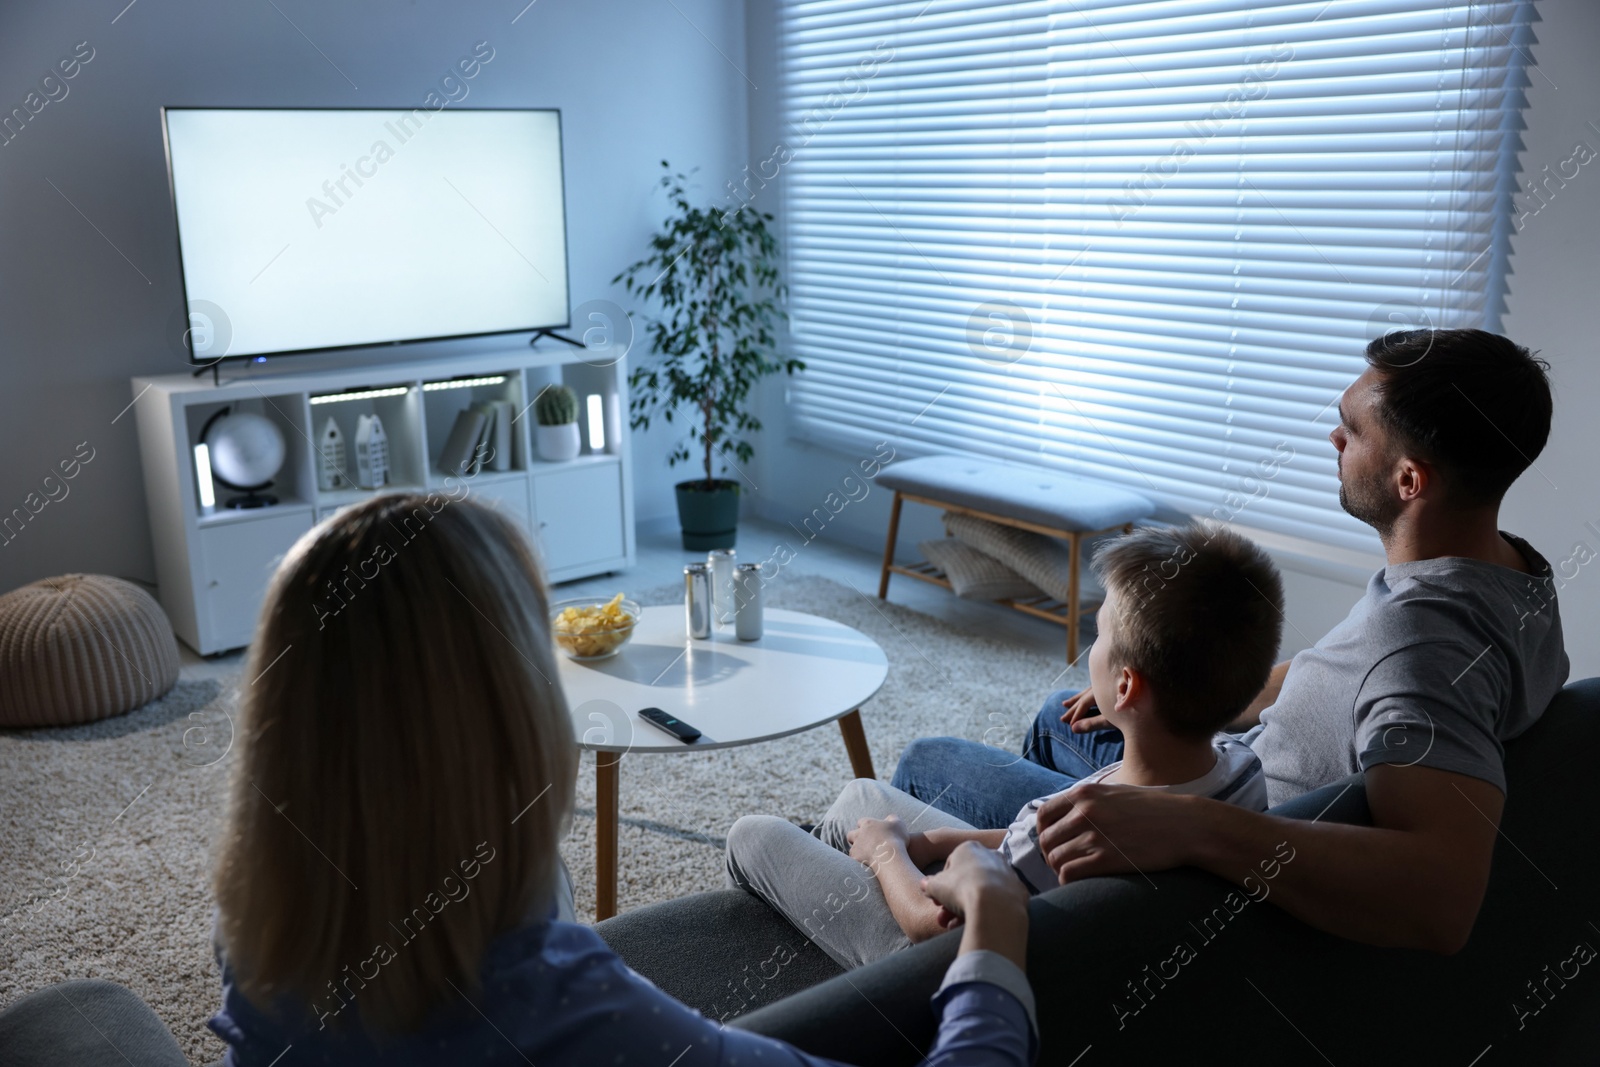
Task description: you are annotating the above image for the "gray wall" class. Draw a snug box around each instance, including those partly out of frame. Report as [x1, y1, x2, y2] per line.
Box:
[743, 0, 1600, 675]
[1501, 0, 1600, 678]
[0, 0, 748, 593]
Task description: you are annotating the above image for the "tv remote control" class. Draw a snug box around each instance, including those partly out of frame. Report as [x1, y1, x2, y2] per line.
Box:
[639, 707, 702, 743]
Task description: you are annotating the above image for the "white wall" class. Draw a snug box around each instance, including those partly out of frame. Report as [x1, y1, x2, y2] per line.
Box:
[0, 0, 748, 594]
[1501, 0, 1600, 678]
[740, 0, 1598, 672]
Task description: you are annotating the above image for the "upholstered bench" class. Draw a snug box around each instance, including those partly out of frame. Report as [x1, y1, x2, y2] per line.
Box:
[875, 455, 1154, 660]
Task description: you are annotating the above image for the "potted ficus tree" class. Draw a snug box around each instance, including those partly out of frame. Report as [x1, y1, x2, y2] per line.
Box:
[616, 162, 802, 550]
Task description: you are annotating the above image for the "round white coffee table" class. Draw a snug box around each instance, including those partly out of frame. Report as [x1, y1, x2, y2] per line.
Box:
[557, 605, 888, 919]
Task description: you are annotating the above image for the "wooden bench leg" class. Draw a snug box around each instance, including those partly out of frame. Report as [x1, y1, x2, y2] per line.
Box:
[838, 709, 876, 780]
[1067, 531, 1082, 664]
[878, 492, 904, 599]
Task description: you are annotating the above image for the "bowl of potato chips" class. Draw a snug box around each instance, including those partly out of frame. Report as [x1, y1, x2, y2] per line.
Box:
[549, 594, 641, 661]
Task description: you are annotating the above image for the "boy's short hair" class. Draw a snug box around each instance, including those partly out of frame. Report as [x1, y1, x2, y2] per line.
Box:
[1091, 523, 1283, 740]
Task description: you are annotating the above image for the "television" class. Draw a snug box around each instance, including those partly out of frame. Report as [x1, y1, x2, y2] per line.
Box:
[162, 107, 570, 363]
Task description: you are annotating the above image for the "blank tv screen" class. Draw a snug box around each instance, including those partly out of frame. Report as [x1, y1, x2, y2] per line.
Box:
[164, 108, 569, 359]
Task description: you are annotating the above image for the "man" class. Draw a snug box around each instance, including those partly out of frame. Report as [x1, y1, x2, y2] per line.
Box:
[890, 328, 1568, 952]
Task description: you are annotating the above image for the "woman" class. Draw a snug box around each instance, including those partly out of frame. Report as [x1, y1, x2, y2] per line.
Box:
[209, 492, 1037, 1066]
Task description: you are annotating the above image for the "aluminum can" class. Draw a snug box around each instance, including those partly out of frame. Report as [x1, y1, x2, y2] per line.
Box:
[734, 562, 763, 641]
[684, 562, 712, 639]
[707, 548, 737, 626]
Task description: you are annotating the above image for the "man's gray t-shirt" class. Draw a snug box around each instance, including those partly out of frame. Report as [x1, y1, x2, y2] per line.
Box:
[1244, 533, 1569, 807]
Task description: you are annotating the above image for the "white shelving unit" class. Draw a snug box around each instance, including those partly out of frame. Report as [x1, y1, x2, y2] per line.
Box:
[132, 345, 635, 655]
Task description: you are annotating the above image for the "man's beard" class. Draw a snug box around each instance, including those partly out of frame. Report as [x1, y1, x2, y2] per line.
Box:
[1338, 466, 1401, 539]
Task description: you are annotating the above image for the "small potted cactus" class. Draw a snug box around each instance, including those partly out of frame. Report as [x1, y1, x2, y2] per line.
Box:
[534, 384, 581, 462]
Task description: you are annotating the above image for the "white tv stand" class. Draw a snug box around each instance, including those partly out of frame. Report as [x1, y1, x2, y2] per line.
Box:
[132, 343, 635, 655]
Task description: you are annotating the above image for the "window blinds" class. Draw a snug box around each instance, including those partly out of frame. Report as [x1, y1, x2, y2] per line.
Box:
[778, 0, 1533, 555]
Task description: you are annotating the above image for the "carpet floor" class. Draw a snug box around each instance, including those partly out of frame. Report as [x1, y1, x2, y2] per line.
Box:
[0, 574, 1084, 1065]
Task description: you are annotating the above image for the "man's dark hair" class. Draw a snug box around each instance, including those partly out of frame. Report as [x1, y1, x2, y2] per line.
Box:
[1092, 524, 1283, 741]
[1364, 328, 1552, 507]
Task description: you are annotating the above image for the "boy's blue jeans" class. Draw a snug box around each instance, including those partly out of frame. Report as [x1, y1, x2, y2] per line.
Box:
[889, 688, 1128, 829]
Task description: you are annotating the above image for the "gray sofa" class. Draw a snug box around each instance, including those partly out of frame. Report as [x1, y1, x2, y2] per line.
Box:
[595, 677, 1600, 1065]
[5, 681, 1595, 1066]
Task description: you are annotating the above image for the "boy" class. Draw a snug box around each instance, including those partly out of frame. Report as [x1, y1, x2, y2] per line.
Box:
[725, 523, 1284, 968]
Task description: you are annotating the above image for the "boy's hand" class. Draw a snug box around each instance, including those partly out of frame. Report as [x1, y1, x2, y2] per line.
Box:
[1061, 687, 1111, 733]
[906, 830, 940, 869]
[847, 815, 909, 868]
[908, 827, 966, 868]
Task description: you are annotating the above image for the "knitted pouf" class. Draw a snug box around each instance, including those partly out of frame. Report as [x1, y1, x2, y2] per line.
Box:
[0, 574, 180, 728]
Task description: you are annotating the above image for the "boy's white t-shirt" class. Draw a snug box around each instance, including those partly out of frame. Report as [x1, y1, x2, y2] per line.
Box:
[999, 735, 1268, 894]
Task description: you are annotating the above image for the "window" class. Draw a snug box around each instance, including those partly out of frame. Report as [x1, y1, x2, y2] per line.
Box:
[778, 0, 1533, 555]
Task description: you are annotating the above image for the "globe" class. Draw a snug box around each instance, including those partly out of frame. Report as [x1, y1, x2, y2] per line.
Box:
[205, 411, 286, 489]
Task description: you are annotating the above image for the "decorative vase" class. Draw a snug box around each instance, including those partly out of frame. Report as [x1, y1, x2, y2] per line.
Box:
[536, 422, 581, 462]
[675, 479, 741, 551]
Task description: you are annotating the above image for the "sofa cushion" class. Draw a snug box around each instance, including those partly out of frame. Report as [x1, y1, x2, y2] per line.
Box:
[593, 889, 842, 1021]
[877, 455, 1154, 533]
[917, 538, 1044, 601]
[0, 979, 188, 1067]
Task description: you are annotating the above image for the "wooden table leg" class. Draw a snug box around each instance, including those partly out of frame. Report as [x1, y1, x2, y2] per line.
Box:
[595, 752, 620, 921]
[838, 709, 876, 780]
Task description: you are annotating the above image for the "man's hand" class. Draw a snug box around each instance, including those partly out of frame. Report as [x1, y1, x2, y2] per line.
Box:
[1060, 688, 1111, 733]
[847, 815, 910, 869]
[1034, 781, 1197, 882]
[1035, 765, 1505, 954]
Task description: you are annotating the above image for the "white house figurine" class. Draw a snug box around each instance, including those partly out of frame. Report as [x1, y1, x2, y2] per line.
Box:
[354, 413, 390, 489]
[317, 417, 348, 491]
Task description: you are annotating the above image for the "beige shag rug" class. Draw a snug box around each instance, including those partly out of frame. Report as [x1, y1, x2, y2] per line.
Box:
[0, 574, 1082, 1065]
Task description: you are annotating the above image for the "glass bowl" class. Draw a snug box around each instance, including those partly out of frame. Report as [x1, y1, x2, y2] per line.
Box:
[549, 596, 641, 661]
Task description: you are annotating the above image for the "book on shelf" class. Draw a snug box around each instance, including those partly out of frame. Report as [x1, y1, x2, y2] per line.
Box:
[489, 399, 513, 471]
[437, 407, 487, 478]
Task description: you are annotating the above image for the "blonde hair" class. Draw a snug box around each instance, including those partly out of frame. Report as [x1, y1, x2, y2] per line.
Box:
[214, 492, 575, 1032]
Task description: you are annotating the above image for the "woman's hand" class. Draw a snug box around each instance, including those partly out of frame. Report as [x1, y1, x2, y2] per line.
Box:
[1060, 688, 1111, 733]
[847, 815, 910, 869]
[920, 842, 1030, 967]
